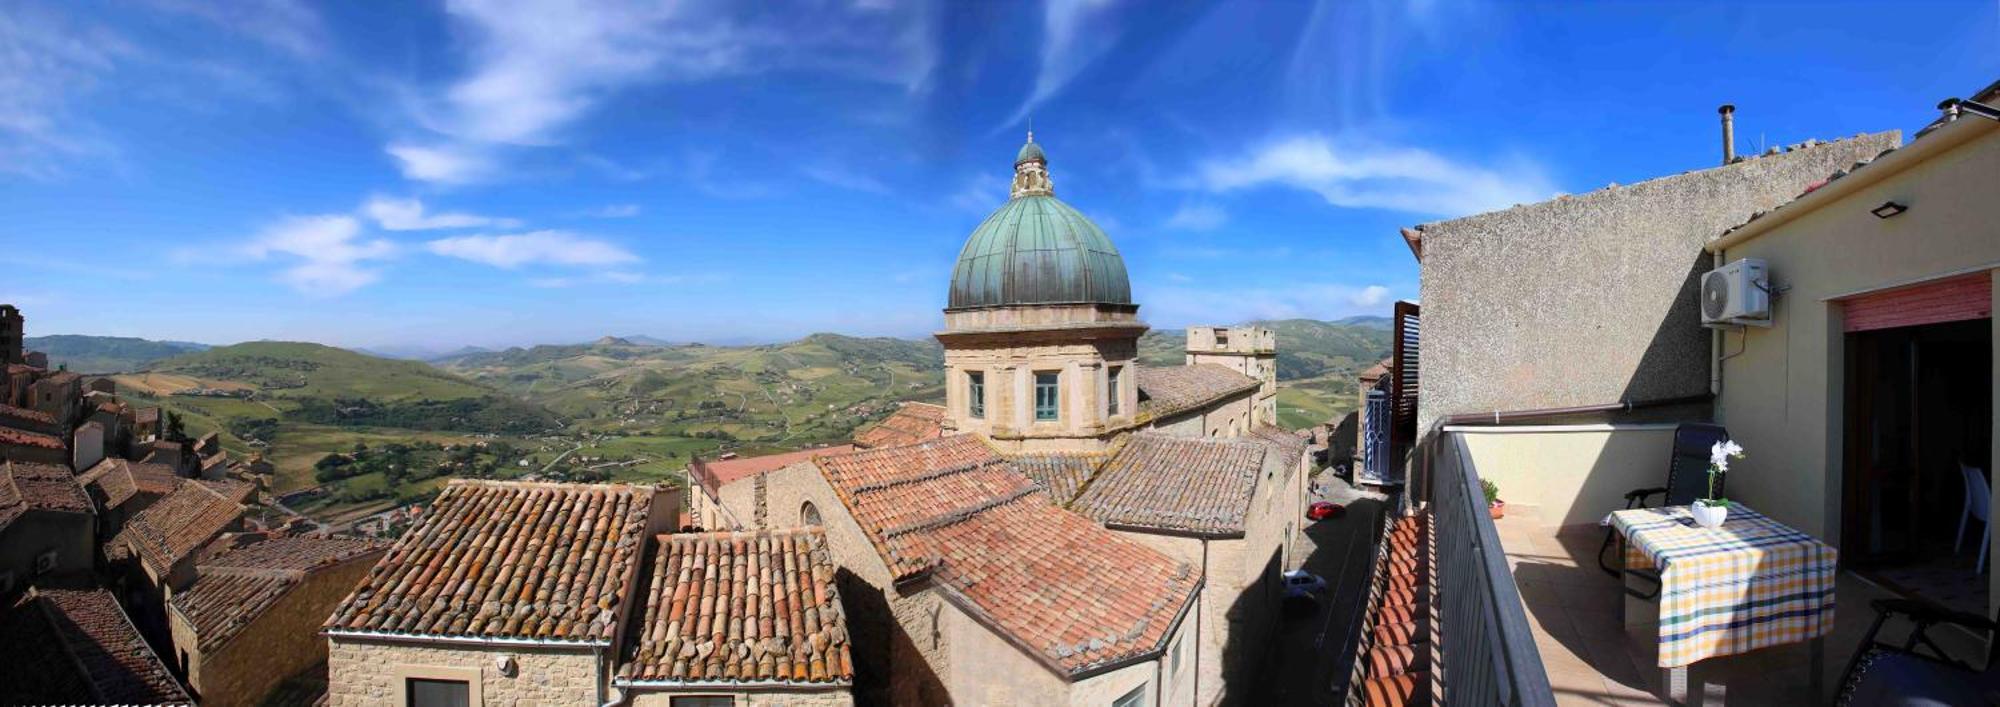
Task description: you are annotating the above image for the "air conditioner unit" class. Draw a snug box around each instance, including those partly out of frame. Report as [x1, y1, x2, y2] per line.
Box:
[1701, 258, 1772, 327]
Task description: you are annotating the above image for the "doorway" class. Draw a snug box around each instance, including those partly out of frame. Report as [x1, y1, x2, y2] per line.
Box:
[1843, 317, 1993, 615]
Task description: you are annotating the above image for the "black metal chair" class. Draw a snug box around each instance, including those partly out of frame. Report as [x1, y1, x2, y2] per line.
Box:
[1834, 596, 2000, 706]
[1596, 423, 1732, 582]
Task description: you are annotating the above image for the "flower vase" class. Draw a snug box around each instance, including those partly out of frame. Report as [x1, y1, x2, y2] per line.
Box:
[1691, 501, 1729, 529]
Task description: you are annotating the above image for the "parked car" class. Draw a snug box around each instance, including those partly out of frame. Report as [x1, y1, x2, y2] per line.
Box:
[1283, 569, 1328, 600]
[1307, 501, 1343, 520]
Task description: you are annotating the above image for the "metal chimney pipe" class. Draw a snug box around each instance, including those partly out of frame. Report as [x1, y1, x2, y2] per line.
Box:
[1719, 104, 1736, 165]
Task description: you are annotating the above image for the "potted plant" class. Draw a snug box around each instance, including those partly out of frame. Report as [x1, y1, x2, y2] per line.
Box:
[1692, 439, 1745, 529]
[1482, 478, 1505, 519]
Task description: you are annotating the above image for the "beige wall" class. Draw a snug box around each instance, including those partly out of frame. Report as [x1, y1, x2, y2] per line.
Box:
[1453, 425, 1680, 528]
[1714, 121, 2000, 552]
[326, 638, 602, 707]
[943, 337, 1140, 452]
[627, 687, 850, 706]
[1184, 326, 1278, 428]
[176, 556, 380, 707]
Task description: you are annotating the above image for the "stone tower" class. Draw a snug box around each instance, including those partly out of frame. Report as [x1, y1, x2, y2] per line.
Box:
[1185, 325, 1278, 426]
[0, 305, 22, 366]
[936, 134, 1145, 452]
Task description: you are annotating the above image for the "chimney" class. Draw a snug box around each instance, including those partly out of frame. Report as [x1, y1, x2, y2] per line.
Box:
[1719, 104, 1736, 165]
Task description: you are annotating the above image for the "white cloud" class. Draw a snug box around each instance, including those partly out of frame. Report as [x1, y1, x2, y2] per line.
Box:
[363, 196, 520, 230]
[141, 0, 327, 59]
[528, 270, 723, 288]
[241, 214, 396, 295]
[800, 163, 893, 194]
[426, 230, 639, 269]
[582, 203, 641, 218]
[1196, 134, 1557, 217]
[1351, 284, 1390, 308]
[385, 143, 495, 185]
[0, 8, 136, 178]
[1144, 282, 1400, 325]
[1163, 202, 1227, 231]
[1001, 0, 1122, 131]
[949, 177, 1005, 213]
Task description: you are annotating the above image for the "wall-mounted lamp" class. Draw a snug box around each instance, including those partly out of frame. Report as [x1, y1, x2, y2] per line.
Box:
[1870, 201, 1907, 219]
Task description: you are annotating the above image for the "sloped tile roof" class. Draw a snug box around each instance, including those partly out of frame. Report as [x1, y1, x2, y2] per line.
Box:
[1073, 433, 1267, 536]
[0, 425, 64, 451]
[172, 537, 385, 652]
[691, 445, 855, 495]
[0, 460, 92, 533]
[325, 480, 655, 644]
[1246, 423, 1310, 461]
[1007, 452, 1103, 505]
[619, 528, 851, 686]
[0, 586, 192, 705]
[813, 435, 1200, 676]
[79, 458, 185, 510]
[1135, 364, 1261, 420]
[0, 403, 59, 432]
[852, 401, 946, 449]
[108, 477, 247, 575]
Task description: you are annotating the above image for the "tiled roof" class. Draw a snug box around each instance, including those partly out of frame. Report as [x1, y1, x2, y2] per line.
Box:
[172, 537, 386, 652]
[691, 445, 855, 495]
[852, 401, 946, 448]
[1352, 512, 1434, 706]
[814, 435, 1200, 675]
[1246, 423, 1310, 461]
[619, 528, 851, 686]
[325, 480, 655, 643]
[0, 402, 59, 431]
[1006, 452, 1103, 505]
[1359, 358, 1392, 382]
[79, 458, 185, 510]
[1135, 364, 1261, 420]
[108, 477, 247, 575]
[0, 425, 64, 450]
[1072, 433, 1266, 536]
[0, 460, 92, 532]
[0, 586, 192, 705]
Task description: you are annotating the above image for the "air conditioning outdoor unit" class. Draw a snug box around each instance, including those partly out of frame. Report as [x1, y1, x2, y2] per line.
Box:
[1701, 258, 1771, 327]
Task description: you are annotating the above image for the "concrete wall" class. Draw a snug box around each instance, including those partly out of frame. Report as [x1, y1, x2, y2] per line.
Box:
[1414, 133, 1901, 437]
[0, 510, 93, 582]
[1714, 121, 2000, 566]
[178, 555, 380, 707]
[326, 638, 602, 707]
[1452, 425, 1679, 528]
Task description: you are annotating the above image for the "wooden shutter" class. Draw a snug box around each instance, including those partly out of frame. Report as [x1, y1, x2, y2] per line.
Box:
[1843, 271, 1992, 333]
[1389, 301, 1421, 468]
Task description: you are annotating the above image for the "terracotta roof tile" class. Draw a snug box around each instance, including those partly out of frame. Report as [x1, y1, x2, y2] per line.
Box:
[1246, 423, 1310, 461]
[172, 537, 386, 652]
[79, 458, 184, 510]
[0, 425, 64, 451]
[325, 480, 655, 643]
[691, 445, 855, 495]
[1006, 452, 1103, 505]
[814, 435, 1199, 675]
[852, 401, 946, 449]
[0, 460, 92, 533]
[0, 587, 192, 705]
[1072, 433, 1266, 536]
[1135, 364, 1261, 420]
[107, 477, 247, 575]
[619, 528, 851, 686]
[0, 403, 59, 432]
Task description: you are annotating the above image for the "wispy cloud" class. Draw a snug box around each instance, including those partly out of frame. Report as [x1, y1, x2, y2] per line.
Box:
[385, 143, 496, 185]
[800, 163, 893, 194]
[426, 231, 639, 269]
[580, 203, 641, 218]
[1163, 202, 1227, 231]
[1144, 281, 1399, 325]
[527, 270, 725, 288]
[948, 176, 1005, 213]
[1195, 134, 1556, 217]
[140, 0, 327, 59]
[363, 196, 520, 231]
[1000, 0, 1123, 131]
[0, 7, 136, 178]
[240, 215, 397, 295]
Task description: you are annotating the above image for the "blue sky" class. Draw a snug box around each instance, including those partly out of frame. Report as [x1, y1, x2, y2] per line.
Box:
[3, 0, 1996, 351]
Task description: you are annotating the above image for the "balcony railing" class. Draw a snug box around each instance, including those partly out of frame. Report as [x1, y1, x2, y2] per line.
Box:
[1428, 431, 1555, 706]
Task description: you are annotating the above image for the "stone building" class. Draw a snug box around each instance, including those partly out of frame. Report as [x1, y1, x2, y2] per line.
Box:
[324, 480, 678, 707]
[106, 477, 253, 594]
[0, 460, 96, 590]
[0, 425, 69, 466]
[1183, 326, 1279, 427]
[169, 536, 385, 707]
[937, 135, 1271, 453]
[0, 585, 192, 704]
[614, 528, 853, 706]
[79, 457, 186, 535]
[0, 304, 21, 365]
[687, 445, 854, 530]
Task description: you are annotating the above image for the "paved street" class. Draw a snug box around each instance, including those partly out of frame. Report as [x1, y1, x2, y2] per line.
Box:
[1244, 475, 1390, 705]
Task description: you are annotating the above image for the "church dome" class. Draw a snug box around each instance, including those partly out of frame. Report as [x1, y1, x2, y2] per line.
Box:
[947, 136, 1133, 311]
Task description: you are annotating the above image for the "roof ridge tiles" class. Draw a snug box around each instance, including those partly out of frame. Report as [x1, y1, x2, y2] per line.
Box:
[880, 482, 1041, 539]
[849, 457, 1008, 493]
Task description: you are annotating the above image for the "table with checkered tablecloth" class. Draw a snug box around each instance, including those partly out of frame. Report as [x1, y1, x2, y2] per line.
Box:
[1607, 504, 1838, 670]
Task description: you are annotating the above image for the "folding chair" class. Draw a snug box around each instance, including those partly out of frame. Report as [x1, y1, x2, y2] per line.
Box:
[1596, 423, 1732, 588]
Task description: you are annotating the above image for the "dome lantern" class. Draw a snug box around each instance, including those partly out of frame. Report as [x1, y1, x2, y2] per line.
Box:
[946, 133, 1132, 312]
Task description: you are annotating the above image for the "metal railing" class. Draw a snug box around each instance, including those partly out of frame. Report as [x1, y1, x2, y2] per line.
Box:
[1431, 432, 1555, 706]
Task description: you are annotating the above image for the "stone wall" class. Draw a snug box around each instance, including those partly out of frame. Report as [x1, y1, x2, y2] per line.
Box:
[627, 687, 851, 706]
[0, 510, 92, 582]
[326, 638, 602, 707]
[180, 554, 380, 707]
[945, 337, 1140, 453]
[1413, 133, 1901, 437]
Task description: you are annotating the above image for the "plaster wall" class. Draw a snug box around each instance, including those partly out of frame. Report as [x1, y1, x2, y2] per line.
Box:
[1451, 425, 1678, 528]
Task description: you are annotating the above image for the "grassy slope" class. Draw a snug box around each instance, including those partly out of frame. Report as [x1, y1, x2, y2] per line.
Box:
[144, 341, 496, 401]
[24, 335, 208, 374]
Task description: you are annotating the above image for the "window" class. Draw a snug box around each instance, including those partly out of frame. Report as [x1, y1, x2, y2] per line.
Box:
[1111, 684, 1147, 707]
[406, 679, 470, 707]
[801, 501, 821, 527]
[967, 371, 985, 419]
[1214, 328, 1230, 349]
[1107, 367, 1122, 417]
[1170, 634, 1184, 675]
[670, 696, 735, 707]
[1034, 372, 1060, 421]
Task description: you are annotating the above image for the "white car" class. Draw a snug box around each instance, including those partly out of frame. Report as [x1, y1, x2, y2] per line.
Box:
[1282, 569, 1328, 599]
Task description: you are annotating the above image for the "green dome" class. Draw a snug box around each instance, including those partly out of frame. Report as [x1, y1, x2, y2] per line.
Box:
[947, 194, 1132, 311]
[1016, 140, 1046, 165]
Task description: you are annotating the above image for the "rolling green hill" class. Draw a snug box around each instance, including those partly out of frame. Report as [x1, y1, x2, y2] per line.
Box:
[150, 341, 498, 400]
[1139, 318, 1393, 381]
[24, 334, 208, 373]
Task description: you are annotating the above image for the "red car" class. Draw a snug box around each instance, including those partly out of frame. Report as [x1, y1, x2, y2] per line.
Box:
[1307, 501, 1343, 520]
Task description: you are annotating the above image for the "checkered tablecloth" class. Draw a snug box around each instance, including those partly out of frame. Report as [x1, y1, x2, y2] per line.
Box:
[1606, 504, 1838, 668]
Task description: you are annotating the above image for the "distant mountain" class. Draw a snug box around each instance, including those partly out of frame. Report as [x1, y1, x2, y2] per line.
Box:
[1333, 315, 1393, 330]
[1138, 318, 1394, 381]
[149, 341, 502, 402]
[622, 335, 679, 346]
[24, 335, 210, 373]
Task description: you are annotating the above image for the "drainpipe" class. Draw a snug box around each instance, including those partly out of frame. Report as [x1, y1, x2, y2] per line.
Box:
[1711, 250, 1726, 401]
[1719, 104, 1736, 165]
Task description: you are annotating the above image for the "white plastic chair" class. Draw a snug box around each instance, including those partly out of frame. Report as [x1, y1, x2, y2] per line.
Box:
[1957, 464, 1990, 575]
